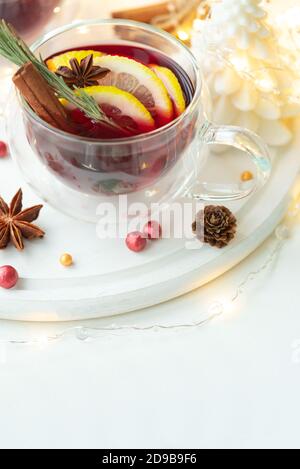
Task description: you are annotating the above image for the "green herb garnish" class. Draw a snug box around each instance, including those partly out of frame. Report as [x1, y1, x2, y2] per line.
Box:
[0, 20, 124, 131]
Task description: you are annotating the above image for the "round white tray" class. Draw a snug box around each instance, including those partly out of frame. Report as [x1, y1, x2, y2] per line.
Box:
[1, 122, 299, 322]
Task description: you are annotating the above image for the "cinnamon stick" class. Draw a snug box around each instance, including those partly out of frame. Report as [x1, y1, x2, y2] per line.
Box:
[112, 1, 175, 23]
[13, 62, 71, 132]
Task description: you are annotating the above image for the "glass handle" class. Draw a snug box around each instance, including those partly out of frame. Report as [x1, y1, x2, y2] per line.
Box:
[191, 122, 272, 201]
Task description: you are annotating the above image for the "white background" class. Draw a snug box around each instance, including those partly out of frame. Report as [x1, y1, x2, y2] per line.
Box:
[1, 0, 300, 450]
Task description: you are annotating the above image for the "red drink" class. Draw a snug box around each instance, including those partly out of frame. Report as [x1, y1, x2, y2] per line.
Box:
[48, 44, 195, 139]
[24, 44, 197, 195]
[0, 0, 60, 39]
[11, 19, 270, 222]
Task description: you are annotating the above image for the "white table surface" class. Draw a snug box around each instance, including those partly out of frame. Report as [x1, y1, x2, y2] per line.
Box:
[1, 0, 300, 451]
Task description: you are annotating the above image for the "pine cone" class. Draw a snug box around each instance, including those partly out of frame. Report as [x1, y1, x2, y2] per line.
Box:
[192, 205, 237, 249]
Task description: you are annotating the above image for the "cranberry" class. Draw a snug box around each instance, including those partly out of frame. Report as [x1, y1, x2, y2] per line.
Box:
[0, 266, 19, 289]
[143, 221, 162, 240]
[126, 231, 147, 252]
[0, 141, 8, 158]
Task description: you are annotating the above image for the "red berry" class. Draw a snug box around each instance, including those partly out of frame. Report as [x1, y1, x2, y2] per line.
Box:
[143, 221, 162, 240]
[0, 141, 8, 158]
[126, 231, 147, 252]
[0, 265, 19, 289]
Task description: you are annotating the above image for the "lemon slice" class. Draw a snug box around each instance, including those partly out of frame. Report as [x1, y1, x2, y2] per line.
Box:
[47, 50, 103, 72]
[94, 55, 173, 126]
[150, 65, 186, 117]
[64, 86, 155, 134]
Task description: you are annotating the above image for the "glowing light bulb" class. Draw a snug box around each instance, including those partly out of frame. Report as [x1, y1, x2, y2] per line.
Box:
[177, 30, 190, 42]
[223, 300, 236, 315]
[193, 19, 203, 31]
[78, 26, 89, 35]
[255, 78, 275, 93]
[230, 53, 250, 73]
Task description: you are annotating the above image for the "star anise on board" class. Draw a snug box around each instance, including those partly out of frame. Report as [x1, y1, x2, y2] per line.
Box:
[0, 189, 45, 251]
[55, 54, 110, 88]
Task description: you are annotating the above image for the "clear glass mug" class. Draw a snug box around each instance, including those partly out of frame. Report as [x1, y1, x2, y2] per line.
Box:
[8, 19, 271, 222]
[0, 0, 61, 40]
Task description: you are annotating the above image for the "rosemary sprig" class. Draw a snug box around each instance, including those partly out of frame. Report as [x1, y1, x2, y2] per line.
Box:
[0, 20, 125, 130]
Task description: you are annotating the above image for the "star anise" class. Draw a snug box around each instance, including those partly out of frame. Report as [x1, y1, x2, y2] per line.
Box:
[55, 54, 110, 88]
[0, 189, 45, 251]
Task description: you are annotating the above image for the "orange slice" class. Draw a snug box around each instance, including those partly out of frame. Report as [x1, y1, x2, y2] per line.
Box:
[47, 50, 103, 72]
[93, 55, 173, 126]
[150, 65, 186, 117]
[63, 86, 155, 134]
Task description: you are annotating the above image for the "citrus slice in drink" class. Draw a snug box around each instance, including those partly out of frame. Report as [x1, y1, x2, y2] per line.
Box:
[63, 86, 155, 135]
[93, 55, 173, 126]
[47, 50, 103, 72]
[150, 65, 186, 117]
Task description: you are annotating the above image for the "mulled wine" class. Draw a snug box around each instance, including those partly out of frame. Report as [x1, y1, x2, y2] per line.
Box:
[23, 41, 197, 195]
[11, 9, 203, 199]
[8, 19, 271, 222]
[49, 44, 195, 140]
[0, 0, 60, 39]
